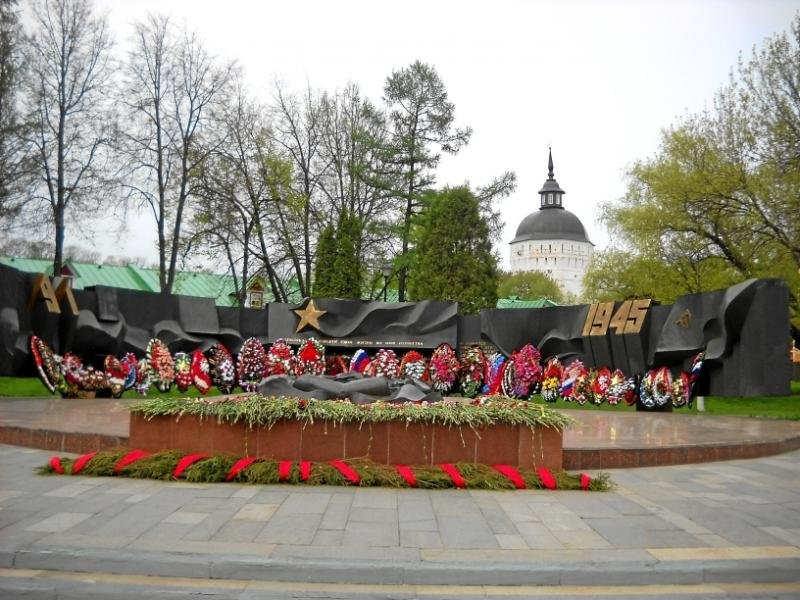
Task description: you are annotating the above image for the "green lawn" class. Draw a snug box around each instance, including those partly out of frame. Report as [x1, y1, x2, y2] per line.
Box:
[1, 376, 798, 419]
[0, 377, 222, 399]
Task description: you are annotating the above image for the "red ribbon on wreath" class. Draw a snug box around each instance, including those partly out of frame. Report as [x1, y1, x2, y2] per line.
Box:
[173, 454, 208, 478]
[278, 460, 293, 482]
[395, 465, 417, 487]
[71, 452, 96, 475]
[300, 461, 312, 481]
[225, 457, 258, 481]
[580, 473, 592, 491]
[49, 455, 65, 474]
[114, 450, 151, 474]
[493, 465, 526, 489]
[537, 467, 557, 490]
[439, 463, 466, 488]
[329, 460, 360, 485]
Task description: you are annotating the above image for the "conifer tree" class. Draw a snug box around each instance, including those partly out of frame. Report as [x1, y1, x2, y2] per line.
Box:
[332, 211, 362, 299]
[409, 186, 497, 314]
[312, 224, 337, 297]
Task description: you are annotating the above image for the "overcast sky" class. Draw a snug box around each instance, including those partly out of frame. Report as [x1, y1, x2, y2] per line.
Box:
[88, 0, 797, 269]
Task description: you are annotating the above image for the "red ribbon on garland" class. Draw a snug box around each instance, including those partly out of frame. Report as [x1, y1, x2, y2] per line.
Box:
[537, 467, 557, 490]
[329, 460, 360, 485]
[300, 461, 312, 481]
[278, 460, 293, 482]
[173, 453, 208, 478]
[580, 473, 592, 491]
[225, 457, 258, 481]
[493, 465, 526, 489]
[71, 452, 96, 475]
[440, 463, 466, 488]
[114, 450, 151, 474]
[395, 465, 417, 487]
[49, 455, 65, 474]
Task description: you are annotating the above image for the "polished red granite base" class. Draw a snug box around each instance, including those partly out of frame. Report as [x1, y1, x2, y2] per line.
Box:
[2, 397, 799, 469]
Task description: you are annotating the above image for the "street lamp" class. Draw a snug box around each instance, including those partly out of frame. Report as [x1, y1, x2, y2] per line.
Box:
[381, 264, 392, 302]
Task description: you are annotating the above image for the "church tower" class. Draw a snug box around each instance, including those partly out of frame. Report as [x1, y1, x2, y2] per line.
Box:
[509, 149, 594, 298]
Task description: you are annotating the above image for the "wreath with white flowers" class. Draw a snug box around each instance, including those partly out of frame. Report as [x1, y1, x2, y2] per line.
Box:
[173, 352, 193, 392]
[190, 349, 212, 395]
[207, 343, 236, 394]
[459, 345, 487, 398]
[146, 339, 174, 393]
[264, 339, 295, 377]
[540, 357, 563, 403]
[237, 338, 267, 392]
[399, 351, 427, 381]
[30, 336, 61, 394]
[366, 348, 400, 379]
[296, 338, 326, 376]
[428, 343, 460, 393]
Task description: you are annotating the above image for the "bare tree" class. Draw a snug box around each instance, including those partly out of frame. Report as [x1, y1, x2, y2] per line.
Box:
[22, 0, 114, 274]
[119, 14, 232, 295]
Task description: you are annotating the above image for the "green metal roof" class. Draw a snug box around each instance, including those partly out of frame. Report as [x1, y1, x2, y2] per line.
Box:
[0, 256, 54, 276]
[496, 297, 559, 309]
[66, 261, 155, 292]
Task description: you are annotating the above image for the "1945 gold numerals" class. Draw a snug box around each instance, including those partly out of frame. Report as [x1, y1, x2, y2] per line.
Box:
[581, 299, 651, 336]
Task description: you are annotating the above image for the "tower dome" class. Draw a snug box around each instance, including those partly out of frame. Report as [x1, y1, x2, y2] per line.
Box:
[508, 149, 594, 297]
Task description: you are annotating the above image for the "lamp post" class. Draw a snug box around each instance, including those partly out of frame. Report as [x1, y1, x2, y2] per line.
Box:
[381, 265, 392, 302]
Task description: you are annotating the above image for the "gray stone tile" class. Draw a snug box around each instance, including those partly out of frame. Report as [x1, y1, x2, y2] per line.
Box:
[342, 520, 399, 547]
[551, 529, 612, 549]
[348, 507, 397, 523]
[400, 529, 443, 548]
[495, 533, 528, 549]
[232, 503, 279, 522]
[515, 521, 563, 549]
[399, 518, 438, 532]
[163, 510, 208, 525]
[25, 511, 92, 533]
[256, 513, 322, 544]
[274, 492, 331, 515]
[351, 489, 397, 509]
[212, 519, 263, 543]
[312, 528, 344, 545]
[437, 515, 497, 549]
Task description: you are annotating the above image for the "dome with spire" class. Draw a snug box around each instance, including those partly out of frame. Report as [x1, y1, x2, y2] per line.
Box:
[508, 149, 594, 297]
[511, 148, 591, 244]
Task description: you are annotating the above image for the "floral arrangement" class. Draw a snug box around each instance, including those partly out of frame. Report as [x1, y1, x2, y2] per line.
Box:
[459, 346, 487, 398]
[135, 358, 152, 395]
[79, 366, 107, 392]
[399, 351, 427, 380]
[104, 354, 131, 398]
[190, 349, 212, 394]
[349, 349, 371, 374]
[366, 348, 400, 379]
[606, 369, 634, 405]
[173, 352, 193, 392]
[324, 355, 348, 376]
[540, 357, 563, 403]
[500, 357, 516, 397]
[237, 338, 268, 392]
[296, 338, 326, 376]
[30, 336, 61, 393]
[428, 343, 460, 393]
[639, 366, 672, 408]
[58, 352, 85, 397]
[508, 344, 543, 398]
[590, 367, 612, 405]
[121, 353, 138, 391]
[483, 353, 507, 395]
[672, 371, 691, 407]
[264, 339, 295, 377]
[207, 343, 236, 394]
[146, 339, 174, 393]
[560, 360, 590, 405]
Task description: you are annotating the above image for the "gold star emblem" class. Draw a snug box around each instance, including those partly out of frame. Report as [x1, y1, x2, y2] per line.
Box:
[294, 298, 327, 333]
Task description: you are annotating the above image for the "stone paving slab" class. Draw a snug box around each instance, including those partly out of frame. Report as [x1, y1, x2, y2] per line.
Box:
[0, 444, 799, 586]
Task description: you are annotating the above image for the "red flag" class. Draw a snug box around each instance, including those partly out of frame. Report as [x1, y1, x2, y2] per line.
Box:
[395, 465, 417, 487]
[493, 464, 526, 489]
[440, 463, 466, 488]
[71, 452, 96, 475]
[225, 457, 258, 481]
[173, 453, 208, 478]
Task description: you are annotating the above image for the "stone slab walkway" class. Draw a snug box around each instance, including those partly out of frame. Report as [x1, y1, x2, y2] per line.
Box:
[0, 443, 799, 593]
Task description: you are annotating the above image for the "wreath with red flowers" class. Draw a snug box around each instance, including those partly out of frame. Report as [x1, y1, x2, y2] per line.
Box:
[146, 339, 174, 393]
[459, 345, 487, 398]
[173, 352, 193, 392]
[540, 357, 563, 403]
[264, 339, 295, 377]
[606, 368, 634, 406]
[238, 338, 267, 392]
[207, 343, 236, 394]
[30, 336, 61, 394]
[190, 349, 212, 395]
[135, 358, 152, 395]
[104, 354, 131, 398]
[560, 360, 590, 405]
[296, 338, 326, 376]
[399, 351, 427, 381]
[324, 354, 348, 376]
[366, 348, 400, 379]
[590, 367, 612, 405]
[508, 344, 543, 399]
[428, 343, 460, 393]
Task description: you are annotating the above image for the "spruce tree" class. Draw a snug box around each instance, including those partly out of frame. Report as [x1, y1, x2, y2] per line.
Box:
[332, 211, 362, 299]
[312, 224, 337, 297]
[409, 186, 498, 314]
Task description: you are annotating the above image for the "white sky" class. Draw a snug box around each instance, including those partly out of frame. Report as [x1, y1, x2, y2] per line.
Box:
[87, 0, 798, 270]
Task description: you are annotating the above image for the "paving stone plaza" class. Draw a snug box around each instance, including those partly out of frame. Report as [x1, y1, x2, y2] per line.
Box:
[1, 443, 799, 599]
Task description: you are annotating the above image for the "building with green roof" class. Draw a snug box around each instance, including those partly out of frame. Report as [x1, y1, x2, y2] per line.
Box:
[495, 296, 559, 309]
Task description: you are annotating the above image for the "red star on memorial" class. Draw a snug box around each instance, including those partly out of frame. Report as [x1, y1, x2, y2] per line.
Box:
[294, 298, 327, 333]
